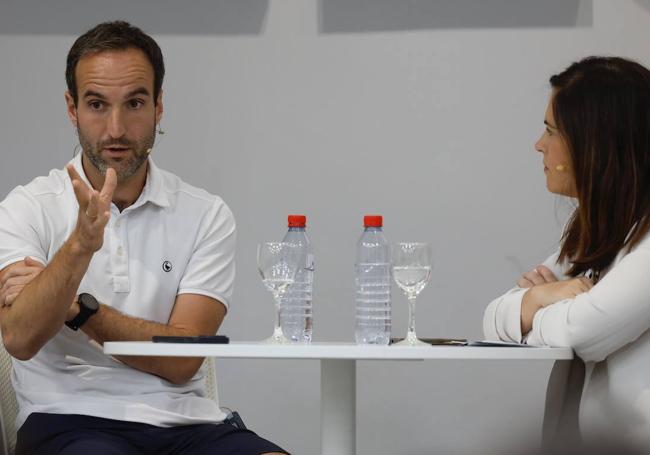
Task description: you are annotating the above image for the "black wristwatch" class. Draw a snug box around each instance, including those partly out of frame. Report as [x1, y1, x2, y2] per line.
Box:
[65, 293, 99, 331]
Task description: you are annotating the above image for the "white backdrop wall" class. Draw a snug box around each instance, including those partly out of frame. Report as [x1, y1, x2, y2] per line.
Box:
[1, 1, 649, 453]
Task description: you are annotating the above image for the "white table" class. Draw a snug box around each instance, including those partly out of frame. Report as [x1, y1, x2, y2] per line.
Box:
[104, 342, 574, 455]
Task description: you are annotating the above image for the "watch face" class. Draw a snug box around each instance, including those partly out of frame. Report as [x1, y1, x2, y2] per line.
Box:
[78, 293, 99, 311]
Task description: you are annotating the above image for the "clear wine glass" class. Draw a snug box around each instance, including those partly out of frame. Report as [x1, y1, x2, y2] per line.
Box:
[392, 242, 432, 346]
[257, 242, 303, 344]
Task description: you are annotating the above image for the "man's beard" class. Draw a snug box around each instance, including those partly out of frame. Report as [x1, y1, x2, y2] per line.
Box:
[78, 126, 155, 183]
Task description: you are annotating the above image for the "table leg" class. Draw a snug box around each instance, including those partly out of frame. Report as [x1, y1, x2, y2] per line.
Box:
[321, 359, 355, 455]
[542, 358, 584, 450]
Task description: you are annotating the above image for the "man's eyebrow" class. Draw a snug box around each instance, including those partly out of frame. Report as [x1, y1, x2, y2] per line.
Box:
[83, 90, 107, 100]
[126, 87, 151, 98]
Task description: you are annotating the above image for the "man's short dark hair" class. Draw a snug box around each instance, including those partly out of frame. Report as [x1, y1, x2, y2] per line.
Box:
[66, 21, 165, 106]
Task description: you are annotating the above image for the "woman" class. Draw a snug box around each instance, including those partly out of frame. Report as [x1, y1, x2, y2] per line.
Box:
[483, 56, 650, 447]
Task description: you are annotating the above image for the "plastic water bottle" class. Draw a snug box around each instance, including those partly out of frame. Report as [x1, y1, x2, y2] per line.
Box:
[280, 215, 314, 342]
[355, 215, 391, 345]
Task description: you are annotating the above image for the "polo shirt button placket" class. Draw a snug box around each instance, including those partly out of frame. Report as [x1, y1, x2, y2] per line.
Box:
[110, 213, 130, 293]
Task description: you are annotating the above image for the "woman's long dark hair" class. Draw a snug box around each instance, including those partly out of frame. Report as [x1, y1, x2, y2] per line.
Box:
[552, 56, 650, 277]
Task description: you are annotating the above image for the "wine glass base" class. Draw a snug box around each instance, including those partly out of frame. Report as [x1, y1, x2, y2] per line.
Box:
[261, 331, 290, 344]
[393, 336, 430, 347]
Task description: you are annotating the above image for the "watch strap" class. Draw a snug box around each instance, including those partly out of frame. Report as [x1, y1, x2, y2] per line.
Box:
[65, 293, 98, 331]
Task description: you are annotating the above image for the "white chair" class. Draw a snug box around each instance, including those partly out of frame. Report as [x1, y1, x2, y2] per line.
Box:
[0, 345, 219, 455]
[0, 339, 18, 455]
[202, 357, 219, 406]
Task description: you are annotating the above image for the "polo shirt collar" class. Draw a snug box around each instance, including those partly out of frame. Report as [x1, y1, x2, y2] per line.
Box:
[69, 152, 170, 209]
[138, 158, 170, 208]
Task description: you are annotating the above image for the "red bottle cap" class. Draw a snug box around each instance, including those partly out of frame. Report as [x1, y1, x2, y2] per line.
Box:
[288, 215, 307, 228]
[363, 215, 383, 228]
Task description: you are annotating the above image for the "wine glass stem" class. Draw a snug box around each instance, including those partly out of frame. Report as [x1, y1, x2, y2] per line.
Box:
[407, 295, 417, 339]
[273, 295, 283, 336]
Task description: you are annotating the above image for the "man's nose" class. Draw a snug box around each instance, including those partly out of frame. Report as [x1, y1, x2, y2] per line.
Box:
[106, 108, 126, 139]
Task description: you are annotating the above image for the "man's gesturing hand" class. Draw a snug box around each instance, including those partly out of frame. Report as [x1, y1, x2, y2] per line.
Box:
[66, 165, 117, 255]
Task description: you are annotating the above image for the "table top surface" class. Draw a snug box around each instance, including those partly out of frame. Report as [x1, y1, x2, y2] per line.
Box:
[103, 341, 573, 360]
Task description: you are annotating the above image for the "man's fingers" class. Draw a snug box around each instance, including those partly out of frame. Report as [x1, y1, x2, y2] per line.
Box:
[537, 265, 558, 283]
[100, 167, 117, 203]
[2, 282, 25, 303]
[66, 163, 82, 182]
[0, 268, 18, 283]
[24, 256, 45, 269]
[4, 284, 24, 296]
[68, 164, 116, 216]
[2, 281, 19, 298]
[5, 293, 19, 306]
[70, 178, 91, 210]
[1, 265, 42, 282]
[2, 276, 34, 291]
[85, 190, 100, 219]
[65, 164, 88, 196]
[96, 210, 111, 230]
[8, 267, 42, 278]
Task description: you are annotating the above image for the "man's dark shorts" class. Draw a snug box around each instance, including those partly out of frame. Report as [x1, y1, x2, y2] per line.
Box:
[16, 413, 289, 455]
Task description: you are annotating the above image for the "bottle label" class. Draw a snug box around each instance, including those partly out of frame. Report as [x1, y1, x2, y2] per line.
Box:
[306, 253, 315, 272]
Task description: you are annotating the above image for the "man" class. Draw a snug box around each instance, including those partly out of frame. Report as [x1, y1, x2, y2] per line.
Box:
[0, 21, 287, 455]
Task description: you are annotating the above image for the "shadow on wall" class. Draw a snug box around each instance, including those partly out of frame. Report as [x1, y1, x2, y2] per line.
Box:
[318, 0, 593, 33]
[635, 0, 650, 11]
[0, 0, 269, 35]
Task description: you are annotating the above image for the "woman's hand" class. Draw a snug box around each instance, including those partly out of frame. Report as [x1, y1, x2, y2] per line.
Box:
[521, 277, 594, 335]
[527, 277, 594, 307]
[517, 265, 558, 288]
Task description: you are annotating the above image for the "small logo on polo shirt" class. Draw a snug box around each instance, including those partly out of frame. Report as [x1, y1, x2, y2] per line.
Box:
[162, 261, 173, 272]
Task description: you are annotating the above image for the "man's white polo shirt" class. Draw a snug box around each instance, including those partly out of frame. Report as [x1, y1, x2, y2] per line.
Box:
[0, 153, 236, 429]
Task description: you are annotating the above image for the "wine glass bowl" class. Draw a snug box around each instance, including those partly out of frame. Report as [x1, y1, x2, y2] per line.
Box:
[393, 265, 431, 298]
[257, 242, 303, 344]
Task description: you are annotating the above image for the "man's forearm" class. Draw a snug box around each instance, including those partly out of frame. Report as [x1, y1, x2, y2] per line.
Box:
[1, 237, 92, 359]
[82, 304, 206, 385]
